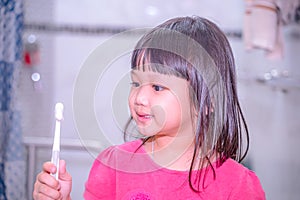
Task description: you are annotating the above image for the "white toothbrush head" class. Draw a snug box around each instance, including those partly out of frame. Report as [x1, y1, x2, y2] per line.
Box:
[55, 102, 64, 121]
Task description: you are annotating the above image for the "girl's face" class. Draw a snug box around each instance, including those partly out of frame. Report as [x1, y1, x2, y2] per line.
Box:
[128, 69, 196, 137]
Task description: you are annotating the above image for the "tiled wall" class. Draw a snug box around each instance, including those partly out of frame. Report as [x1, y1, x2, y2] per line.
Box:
[21, 0, 300, 199]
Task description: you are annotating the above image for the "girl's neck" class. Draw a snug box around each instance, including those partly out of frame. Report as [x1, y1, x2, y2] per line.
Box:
[145, 134, 197, 171]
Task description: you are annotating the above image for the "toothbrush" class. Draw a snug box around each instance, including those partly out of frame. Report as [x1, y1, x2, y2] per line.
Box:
[51, 102, 64, 180]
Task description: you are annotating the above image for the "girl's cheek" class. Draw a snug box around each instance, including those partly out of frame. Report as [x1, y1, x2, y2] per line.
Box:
[128, 92, 135, 110]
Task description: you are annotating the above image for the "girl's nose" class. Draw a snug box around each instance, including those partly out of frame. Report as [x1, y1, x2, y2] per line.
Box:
[134, 86, 150, 106]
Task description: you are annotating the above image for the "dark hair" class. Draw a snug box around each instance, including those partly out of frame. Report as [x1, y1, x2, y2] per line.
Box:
[125, 16, 249, 192]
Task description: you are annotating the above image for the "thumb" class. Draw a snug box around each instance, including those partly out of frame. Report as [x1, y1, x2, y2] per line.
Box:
[59, 160, 72, 181]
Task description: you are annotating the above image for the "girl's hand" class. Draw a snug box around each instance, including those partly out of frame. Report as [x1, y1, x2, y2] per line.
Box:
[33, 160, 72, 200]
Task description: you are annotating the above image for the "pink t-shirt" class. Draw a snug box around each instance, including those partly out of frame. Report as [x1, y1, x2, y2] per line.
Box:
[84, 140, 266, 200]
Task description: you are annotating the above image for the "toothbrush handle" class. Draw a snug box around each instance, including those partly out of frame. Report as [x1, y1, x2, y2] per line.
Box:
[51, 150, 60, 180]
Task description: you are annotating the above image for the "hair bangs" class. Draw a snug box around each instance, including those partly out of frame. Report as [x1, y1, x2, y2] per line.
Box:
[131, 47, 191, 80]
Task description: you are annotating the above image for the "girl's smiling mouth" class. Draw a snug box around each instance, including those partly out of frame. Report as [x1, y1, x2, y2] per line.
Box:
[136, 112, 153, 123]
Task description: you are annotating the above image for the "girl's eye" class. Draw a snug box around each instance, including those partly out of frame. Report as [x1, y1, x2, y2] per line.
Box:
[152, 84, 165, 91]
[130, 82, 140, 88]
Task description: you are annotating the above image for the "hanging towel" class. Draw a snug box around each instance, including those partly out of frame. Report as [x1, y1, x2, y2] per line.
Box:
[243, 0, 284, 60]
[266, 21, 284, 60]
[244, 0, 254, 50]
[251, 0, 278, 51]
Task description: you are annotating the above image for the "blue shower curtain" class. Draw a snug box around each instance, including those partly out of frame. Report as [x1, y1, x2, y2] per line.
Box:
[0, 0, 26, 199]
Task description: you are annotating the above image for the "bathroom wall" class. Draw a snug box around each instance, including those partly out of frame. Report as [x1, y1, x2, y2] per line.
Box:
[21, 0, 300, 199]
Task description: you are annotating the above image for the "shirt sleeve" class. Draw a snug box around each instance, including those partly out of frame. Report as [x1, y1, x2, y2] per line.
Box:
[229, 170, 266, 200]
[83, 146, 117, 200]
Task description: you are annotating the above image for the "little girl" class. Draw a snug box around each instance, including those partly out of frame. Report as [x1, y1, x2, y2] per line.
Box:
[33, 16, 266, 199]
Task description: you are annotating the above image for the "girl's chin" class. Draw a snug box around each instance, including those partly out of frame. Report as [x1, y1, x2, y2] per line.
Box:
[137, 126, 161, 137]
[132, 118, 163, 136]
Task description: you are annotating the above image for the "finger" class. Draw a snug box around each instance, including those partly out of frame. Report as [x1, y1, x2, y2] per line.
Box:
[38, 171, 60, 189]
[33, 192, 55, 200]
[34, 194, 58, 200]
[42, 161, 57, 174]
[59, 160, 72, 182]
[34, 182, 62, 200]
